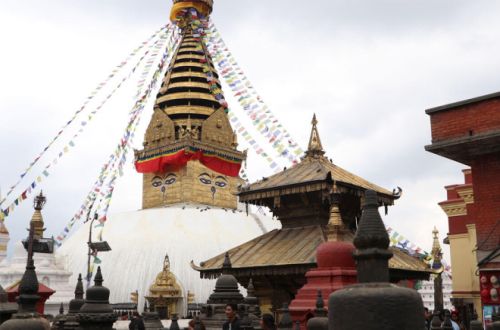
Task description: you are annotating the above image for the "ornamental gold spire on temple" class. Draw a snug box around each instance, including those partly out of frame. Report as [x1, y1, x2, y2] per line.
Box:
[31, 192, 47, 239]
[135, 0, 245, 210]
[304, 114, 325, 159]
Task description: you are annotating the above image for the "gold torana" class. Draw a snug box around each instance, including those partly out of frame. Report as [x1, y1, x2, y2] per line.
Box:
[146, 254, 182, 319]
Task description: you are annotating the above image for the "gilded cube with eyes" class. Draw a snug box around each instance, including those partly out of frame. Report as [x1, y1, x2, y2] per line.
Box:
[142, 160, 242, 210]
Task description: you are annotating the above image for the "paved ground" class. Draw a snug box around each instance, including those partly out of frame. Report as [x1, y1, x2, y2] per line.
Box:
[114, 318, 190, 329]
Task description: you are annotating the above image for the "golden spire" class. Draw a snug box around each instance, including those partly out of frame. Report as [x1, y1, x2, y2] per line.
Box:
[136, 0, 246, 210]
[31, 191, 46, 239]
[431, 227, 442, 266]
[305, 114, 326, 159]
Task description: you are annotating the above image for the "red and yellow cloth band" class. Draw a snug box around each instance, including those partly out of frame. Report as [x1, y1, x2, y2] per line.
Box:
[135, 148, 242, 177]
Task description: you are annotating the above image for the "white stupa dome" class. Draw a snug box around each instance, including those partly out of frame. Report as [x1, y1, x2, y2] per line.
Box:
[56, 203, 279, 315]
[0, 241, 74, 316]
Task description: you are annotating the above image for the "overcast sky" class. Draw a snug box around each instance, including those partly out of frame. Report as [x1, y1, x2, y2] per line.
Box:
[2, 0, 500, 263]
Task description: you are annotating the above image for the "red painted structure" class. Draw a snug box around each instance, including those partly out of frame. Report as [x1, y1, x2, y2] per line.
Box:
[289, 241, 357, 329]
[426, 91, 500, 310]
[6, 282, 55, 315]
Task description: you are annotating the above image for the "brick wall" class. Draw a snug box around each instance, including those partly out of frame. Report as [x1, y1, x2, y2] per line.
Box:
[471, 154, 500, 251]
[430, 98, 500, 143]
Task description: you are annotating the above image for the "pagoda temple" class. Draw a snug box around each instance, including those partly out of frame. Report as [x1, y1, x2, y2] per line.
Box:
[193, 115, 435, 312]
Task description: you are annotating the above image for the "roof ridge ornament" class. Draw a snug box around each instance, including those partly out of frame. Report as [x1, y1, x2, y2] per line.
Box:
[304, 114, 326, 160]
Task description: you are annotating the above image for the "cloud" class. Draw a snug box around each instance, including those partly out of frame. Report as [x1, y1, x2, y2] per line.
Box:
[2, 0, 500, 266]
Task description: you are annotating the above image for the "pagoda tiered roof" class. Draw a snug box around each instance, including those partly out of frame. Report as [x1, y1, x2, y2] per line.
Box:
[194, 115, 432, 283]
[192, 226, 433, 281]
[239, 115, 397, 206]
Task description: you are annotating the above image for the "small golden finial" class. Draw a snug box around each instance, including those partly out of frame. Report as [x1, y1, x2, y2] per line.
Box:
[31, 191, 47, 239]
[431, 227, 442, 265]
[324, 195, 346, 241]
[305, 114, 326, 159]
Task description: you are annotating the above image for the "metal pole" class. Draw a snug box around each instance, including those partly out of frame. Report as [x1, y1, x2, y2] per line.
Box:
[27, 221, 35, 266]
[86, 213, 98, 285]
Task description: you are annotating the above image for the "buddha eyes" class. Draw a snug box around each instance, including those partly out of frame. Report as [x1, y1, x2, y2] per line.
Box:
[215, 181, 226, 188]
[152, 176, 163, 187]
[199, 174, 227, 188]
[199, 177, 212, 185]
[152, 174, 177, 187]
[165, 175, 177, 185]
[215, 176, 228, 188]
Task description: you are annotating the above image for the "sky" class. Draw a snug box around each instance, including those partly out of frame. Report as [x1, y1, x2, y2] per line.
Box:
[2, 0, 500, 264]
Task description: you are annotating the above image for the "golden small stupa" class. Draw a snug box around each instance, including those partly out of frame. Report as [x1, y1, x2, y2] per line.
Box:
[145, 254, 183, 319]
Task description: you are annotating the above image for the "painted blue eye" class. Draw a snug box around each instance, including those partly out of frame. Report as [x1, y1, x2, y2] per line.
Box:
[152, 177, 163, 187]
[199, 178, 212, 185]
[215, 181, 227, 188]
[165, 177, 176, 185]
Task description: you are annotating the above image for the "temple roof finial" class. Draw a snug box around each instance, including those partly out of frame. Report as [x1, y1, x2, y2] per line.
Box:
[305, 114, 326, 159]
[431, 227, 443, 270]
[30, 192, 46, 240]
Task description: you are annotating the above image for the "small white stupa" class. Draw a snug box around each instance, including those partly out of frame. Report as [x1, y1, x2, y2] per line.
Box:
[0, 192, 74, 316]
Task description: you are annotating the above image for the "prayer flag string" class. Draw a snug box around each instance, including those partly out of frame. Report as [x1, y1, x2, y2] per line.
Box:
[1, 27, 175, 220]
[186, 10, 280, 173]
[55, 26, 181, 246]
[0, 24, 171, 209]
[385, 226, 451, 274]
[205, 22, 304, 165]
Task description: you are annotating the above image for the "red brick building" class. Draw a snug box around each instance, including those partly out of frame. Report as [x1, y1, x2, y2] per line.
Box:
[426, 91, 500, 322]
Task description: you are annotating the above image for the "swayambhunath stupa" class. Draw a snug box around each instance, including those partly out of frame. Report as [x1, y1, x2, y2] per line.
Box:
[1, 0, 498, 329]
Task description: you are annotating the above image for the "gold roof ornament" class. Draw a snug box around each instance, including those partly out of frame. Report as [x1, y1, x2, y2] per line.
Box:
[239, 114, 397, 205]
[323, 196, 352, 242]
[304, 114, 326, 159]
[30, 191, 47, 239]
[431, 227, 442, 265]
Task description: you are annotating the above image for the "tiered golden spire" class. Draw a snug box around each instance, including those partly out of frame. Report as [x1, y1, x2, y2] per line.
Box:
[136, 0, 245, 210]
[304, 114, 326, 159]
[431, 227, 442, 264]
[31, 191, 47, 239]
